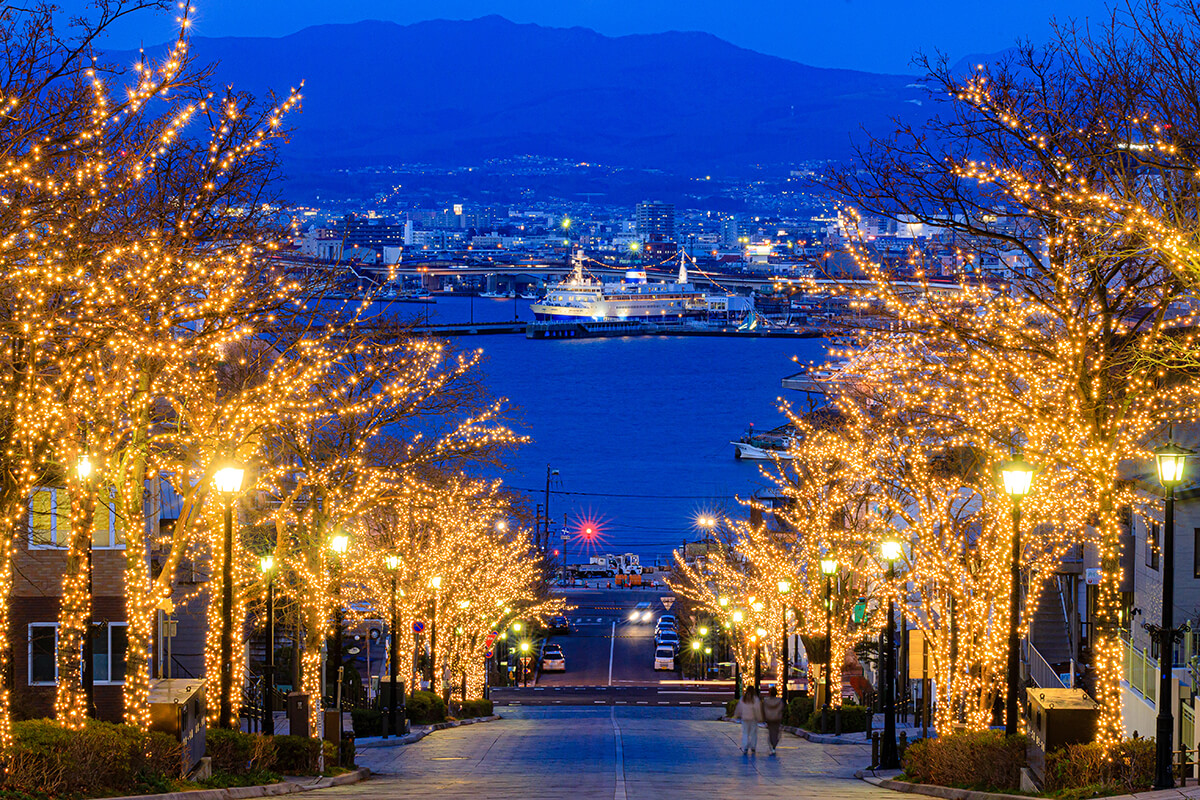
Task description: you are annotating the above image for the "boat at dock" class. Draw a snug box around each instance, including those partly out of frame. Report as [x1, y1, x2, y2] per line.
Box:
[530, 250, 711, 322]
[730, 424, 795, 460]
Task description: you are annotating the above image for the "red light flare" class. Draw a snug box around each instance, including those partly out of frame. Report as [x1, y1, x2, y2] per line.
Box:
[569, 511, 610, 556]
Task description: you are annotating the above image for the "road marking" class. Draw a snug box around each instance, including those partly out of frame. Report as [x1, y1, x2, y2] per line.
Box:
[612, 708, 627, 800]
[608, 620, 615, 686]
[636, 701, 648, 704]
[594, 700, 606, 704]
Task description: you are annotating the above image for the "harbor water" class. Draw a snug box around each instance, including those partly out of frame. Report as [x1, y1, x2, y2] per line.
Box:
[406, 295, 830, 564]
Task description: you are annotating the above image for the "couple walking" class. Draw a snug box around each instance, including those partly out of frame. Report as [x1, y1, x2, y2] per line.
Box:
[733, 685, 784, 755]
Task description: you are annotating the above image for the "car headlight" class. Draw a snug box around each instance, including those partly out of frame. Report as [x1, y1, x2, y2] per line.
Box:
[629, 611, 638, 620]
[642, 611, 652, 621]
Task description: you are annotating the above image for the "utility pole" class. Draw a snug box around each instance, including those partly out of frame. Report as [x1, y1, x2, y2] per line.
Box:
[544, 465, 558, 552]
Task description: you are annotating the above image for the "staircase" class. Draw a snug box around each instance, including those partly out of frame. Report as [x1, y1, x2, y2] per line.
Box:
[1029, 577, 1076, 668]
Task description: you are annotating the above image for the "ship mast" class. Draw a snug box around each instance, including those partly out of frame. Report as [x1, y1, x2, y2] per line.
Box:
[677, 249, 688, 284]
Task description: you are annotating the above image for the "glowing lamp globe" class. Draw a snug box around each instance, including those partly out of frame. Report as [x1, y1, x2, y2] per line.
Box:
[259, 554, 274, 574]
[385, 554, 401, 570]
[820, 558, 838, 576]
[213, 464, 244, 494]
[429, 575, 442, 590]
[1155, 442, 1191, 488]
[778, 580, 792, 594]
[881, 540, 904, 563]
[329, 533, 349, 554]
[998, 454, 1035, 499]
[75, 454, 93, 481]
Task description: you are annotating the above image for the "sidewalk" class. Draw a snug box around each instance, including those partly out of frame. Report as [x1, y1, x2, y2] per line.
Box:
[356, 714, 501, 749]
[862, 769, 1200, 800]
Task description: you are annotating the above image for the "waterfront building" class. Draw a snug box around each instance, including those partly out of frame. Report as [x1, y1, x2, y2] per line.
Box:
[636, 201, 676, 260]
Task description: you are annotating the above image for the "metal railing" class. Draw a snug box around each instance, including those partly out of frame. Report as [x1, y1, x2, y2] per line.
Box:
[1024, 640, 1066, 689]
[1121, 632, 1158, 704]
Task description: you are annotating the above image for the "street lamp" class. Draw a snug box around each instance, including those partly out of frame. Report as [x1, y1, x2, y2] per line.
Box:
[213, 462, 243, 729]
[260, 554, 276, 735]
[384, 554, 401, 738]
[778, 580, 792, 703]
[731, 607, 743, 698]
[754, 626, 767, 693]
[999, 453, 1035, 737]
[519, 641, 531, 687]
[691, 639, 702, 681]
[328, 530, 350, 736]
[821, 557, 838, 730]
[429, 575, 442, 695]
[880, 539, 903, 770]
[76, 452, 96, 718]
[1153, 442, 1190, 789]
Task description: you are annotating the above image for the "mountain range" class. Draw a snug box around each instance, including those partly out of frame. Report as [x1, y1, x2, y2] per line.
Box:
[116, 16, 934, 175]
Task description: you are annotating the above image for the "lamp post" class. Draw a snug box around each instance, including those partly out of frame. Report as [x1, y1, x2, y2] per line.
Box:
[1152, 442, 1189, 789]
[691, 640, 702, 680]
[329, 531, 349, 712]
[76, 453, 96, 718]
[880, 539, 903, 770]
[384, 555, 401, 738]
[999, 454, 1035, 737]
[213, 463, 244, 730]
[821, 557, 838, 728]
[260, 554, 276, 735]
[519, 641, 530, 687]
[754, 627, 767, 693]
[699, 626, 709, 681]
[429, 575, 442, 693]
[778, 580, 791, 703]
[730, 606, 742, 698]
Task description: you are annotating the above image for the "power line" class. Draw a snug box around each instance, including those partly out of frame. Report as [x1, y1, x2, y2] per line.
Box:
[509, 486, 747, 500]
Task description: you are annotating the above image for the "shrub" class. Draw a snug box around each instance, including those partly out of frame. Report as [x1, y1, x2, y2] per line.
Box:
[206, 728, 253, 774]
[458, 699, 493, 718]
[407, 691, 447, 724]
[902, 730, 1027, 791]
[725, 699, 738, 717]
[351, 708, 382, 737]
[1044, 738, 1154, 796]
[273, 734, 322, 775]
[339, 735, 356, 769]
[5, 719, 186, 797]
[802, 703, 870, 734]
[785, 696, 814, 727]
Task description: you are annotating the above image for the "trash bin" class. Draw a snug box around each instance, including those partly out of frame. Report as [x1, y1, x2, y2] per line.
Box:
[287, 692, 311, 738]
[148, 679, 206, 775]
[1026, 688, 1100, 782]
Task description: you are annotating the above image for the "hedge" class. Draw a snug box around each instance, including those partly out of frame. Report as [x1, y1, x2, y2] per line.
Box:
[458, 698, 493, 719]
[1044, 738, 1154, 797]
[351, 708, 382, 737]
[803, 704, 870, 733]
[6, 719, 182, 797]
[902, 730, 1027, 791]
[273, 735, 322, 775]
[407, 691, 447, 724]
[785, 696, 814, 727]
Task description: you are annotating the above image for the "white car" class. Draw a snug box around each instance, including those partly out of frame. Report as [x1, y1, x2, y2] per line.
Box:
[654, 646, 675, 671]
[628, 602, 653, 622]
[541, 646, 566, 672]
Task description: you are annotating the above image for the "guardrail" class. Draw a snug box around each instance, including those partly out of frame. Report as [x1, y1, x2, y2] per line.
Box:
[1024, 640, 1067, 689]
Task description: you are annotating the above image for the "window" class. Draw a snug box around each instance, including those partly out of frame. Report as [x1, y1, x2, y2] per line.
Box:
[28, 488, 125, 550]
[28, 624, 57, 685]
[1148, 522, 1160, 571]
[92, 623, 128, 684]
[26, 622, 127, 686]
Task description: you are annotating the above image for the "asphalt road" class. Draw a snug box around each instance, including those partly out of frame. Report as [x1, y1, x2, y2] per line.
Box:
[491, 588, 735, 707]
[340, 707, 890, 800]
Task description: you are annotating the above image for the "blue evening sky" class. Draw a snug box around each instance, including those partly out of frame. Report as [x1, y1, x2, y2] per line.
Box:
[67, 0, 1113, 74]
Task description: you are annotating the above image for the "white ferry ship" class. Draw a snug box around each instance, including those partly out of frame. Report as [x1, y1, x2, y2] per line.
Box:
[530, 250, 709, 321]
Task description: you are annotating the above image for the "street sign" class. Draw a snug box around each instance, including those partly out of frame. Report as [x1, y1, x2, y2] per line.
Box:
[852, 598, 867, 624]
[413, 621, 425, 634]
[484, 650, 494, 659]
[483, 630, 499, 656]
[661, 596, 675, 610]
[1086, 568, 1102, 586]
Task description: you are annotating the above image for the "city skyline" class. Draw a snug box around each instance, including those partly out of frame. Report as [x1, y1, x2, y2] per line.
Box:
[68, 0, 1110, 75]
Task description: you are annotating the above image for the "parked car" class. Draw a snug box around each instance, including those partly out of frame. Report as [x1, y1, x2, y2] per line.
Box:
[654, 646, 675, 671]
[657, 614, 676, 629]
[541, 644, 566, 672]
[548, 616, 571, 634]
[628, 601, 653, 622]
[656, 631, 680, 653]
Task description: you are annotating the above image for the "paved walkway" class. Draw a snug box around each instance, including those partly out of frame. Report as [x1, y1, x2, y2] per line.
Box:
[320, 707, 897, 800]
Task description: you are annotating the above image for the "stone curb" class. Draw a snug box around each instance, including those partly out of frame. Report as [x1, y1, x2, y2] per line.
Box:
[857, 772, 1032, 800]
[857, 771, 1200, 800]
[719, 716, 874, 746]
[97, 767, 370, 800]
[355, 714, 502, 749]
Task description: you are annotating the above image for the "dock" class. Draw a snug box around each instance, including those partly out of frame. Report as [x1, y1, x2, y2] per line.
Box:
[525, 320, 824, 339]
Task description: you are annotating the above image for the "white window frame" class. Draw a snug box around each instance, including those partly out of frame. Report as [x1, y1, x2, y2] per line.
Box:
[93, 622, 128, 685]
[28, 487, 125, 550]
[27, 623, 58, 686]
[28, 488, 67, 550]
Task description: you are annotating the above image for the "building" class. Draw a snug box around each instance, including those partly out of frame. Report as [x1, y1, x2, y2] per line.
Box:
[636, 201, 676, 260]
